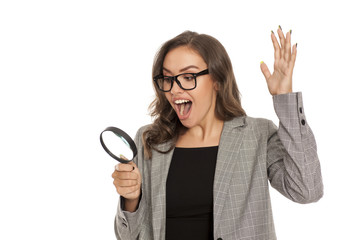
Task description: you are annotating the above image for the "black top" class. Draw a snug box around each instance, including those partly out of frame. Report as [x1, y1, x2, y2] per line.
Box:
[166, 146, 218, 240]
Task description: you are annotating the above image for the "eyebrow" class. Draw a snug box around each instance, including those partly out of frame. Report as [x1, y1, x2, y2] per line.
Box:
[163, 65, 200, 74]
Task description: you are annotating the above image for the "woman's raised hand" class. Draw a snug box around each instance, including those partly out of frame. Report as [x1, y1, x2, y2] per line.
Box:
[260, 26, 297, 95]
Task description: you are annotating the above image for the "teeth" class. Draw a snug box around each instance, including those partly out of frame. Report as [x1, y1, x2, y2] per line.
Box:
[174, 99, 190, 104]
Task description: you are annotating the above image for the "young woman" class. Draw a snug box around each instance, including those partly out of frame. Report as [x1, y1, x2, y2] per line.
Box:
[112, 29, 323, 240]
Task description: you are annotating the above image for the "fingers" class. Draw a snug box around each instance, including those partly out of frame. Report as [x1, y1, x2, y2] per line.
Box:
[262, 26, 297, 96]
[115, 162, 134, 172]
[271, 31, 280, 62]
[112, 170, 138, 180]
[113, 162, 139, 179]
[113, 178, 138, 187]
[284, 31, 292, 62]
[115, 184, 140, 197]
[277, 26, 286, 59]
[273, 26, 294, 64]
[112, 161, 142, 199]
[112, 169, 141, 198]
[260, 61, 271, 81]
[290, 43, 297, 70]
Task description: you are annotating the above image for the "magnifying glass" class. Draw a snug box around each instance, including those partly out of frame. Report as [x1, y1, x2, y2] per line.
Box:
[100, 126, 137, 163]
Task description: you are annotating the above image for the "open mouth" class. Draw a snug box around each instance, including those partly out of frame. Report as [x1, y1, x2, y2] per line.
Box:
[174, 99, 192, 117]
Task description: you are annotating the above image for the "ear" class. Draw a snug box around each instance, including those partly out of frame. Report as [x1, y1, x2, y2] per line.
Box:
[213, 81, 220, 91]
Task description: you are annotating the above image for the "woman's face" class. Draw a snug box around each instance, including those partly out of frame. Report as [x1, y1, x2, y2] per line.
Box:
[163, 46, 218, 129]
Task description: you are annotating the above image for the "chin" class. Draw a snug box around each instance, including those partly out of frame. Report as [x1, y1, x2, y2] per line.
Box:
[179, 117, 199, 129]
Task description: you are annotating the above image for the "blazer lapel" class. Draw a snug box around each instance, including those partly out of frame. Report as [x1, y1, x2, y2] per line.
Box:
[150, 142, 174, 240]
[213, 117, 246, 231]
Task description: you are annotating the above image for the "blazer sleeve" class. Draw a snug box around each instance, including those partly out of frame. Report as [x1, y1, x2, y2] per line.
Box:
[267, 92, 324, 204]
[114, 126, 148, 240]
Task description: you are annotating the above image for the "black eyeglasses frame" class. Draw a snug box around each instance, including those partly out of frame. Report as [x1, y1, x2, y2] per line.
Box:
[153, 69, 209, 92]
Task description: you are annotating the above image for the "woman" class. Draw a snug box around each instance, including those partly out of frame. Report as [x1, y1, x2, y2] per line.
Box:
[112, 28, 323, 240]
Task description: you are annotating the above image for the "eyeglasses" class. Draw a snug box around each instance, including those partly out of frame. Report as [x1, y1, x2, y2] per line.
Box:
[153, 69, 209, 92]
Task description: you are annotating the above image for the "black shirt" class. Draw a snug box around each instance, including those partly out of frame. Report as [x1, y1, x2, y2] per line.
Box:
[166, 146, 218, 240]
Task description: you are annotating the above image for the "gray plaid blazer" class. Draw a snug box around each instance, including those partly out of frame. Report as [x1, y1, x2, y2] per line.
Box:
[114, 92, 323, 240]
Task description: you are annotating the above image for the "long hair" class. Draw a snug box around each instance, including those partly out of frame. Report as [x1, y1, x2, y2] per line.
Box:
[143, 31, 246, 159]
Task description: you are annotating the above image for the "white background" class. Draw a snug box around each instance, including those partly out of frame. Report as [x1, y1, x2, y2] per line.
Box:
[1, 0, 359, 239]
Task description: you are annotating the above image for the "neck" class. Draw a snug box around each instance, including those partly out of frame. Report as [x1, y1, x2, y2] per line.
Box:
[177, 116, 224, 148]
[187, 116, 224, 141]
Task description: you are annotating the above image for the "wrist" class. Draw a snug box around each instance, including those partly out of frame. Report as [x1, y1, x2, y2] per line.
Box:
[273, 90, 293, 96]
[124, 194, 141, 212]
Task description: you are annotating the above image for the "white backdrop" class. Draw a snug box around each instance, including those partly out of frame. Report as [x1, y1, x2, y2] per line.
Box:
[1, 0, 359, 239]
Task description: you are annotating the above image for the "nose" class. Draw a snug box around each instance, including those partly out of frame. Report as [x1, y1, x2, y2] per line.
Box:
[170, 79, 184, 95]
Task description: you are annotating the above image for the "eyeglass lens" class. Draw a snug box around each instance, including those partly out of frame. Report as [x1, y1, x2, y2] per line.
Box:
[158, 73, 196, 91]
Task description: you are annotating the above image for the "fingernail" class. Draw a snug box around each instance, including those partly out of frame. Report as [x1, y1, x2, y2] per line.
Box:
[260, 61, 264, 64]
[115, 165, 119, 171]
[290, 29, 292, 34]
[278, 25, 282, 30]
[296, 43, 298, 48]
[120, 154, 126, 159]
[271, 30, 274, 34]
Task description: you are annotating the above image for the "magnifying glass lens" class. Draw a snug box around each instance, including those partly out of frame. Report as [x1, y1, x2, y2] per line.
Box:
[102, 131, 133, 160]
[100, 126, 137, 163]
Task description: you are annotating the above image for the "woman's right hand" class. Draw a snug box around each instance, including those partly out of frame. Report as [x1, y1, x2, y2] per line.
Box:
[112, 161, 142, 211]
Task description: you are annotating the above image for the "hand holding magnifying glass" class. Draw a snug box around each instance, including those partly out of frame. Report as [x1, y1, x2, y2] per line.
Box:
[100, 127, 142, 211]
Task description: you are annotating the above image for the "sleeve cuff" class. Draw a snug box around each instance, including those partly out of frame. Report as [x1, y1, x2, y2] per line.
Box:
[273, 92, 308, 134]
[116, 192, 145, 235]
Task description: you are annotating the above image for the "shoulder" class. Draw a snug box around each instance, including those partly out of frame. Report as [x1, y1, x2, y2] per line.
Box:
[246, 116, 272, 126]
[136, 124, 151, 136]
[133, 124, 152, 146]
[226, 116, 274, 129]
[224, 116, 277, 138]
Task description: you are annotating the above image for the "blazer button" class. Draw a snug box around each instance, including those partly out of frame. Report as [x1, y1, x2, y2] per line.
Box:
[299, 107, 303, 113]
[301, 119, 306, 125]
[217, 238, 223, 240]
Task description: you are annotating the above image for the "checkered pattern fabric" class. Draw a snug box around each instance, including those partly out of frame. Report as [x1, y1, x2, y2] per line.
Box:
[114, 92, 323, 240]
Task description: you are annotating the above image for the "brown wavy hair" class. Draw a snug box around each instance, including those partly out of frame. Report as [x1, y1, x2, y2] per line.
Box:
[143, 31, 246, 159]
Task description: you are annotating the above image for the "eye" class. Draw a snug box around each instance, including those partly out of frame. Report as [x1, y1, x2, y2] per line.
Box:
[182, 74, 195, 81]
[163, 76, 172, 83]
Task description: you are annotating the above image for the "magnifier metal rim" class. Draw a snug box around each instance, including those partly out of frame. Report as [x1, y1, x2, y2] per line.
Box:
[100, 126, 137, 163]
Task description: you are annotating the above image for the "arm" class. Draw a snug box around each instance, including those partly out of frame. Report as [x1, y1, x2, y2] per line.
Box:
[267, 92, 323, 203]
[261, 26, 323, 203]
[113, 127, 148, 239]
